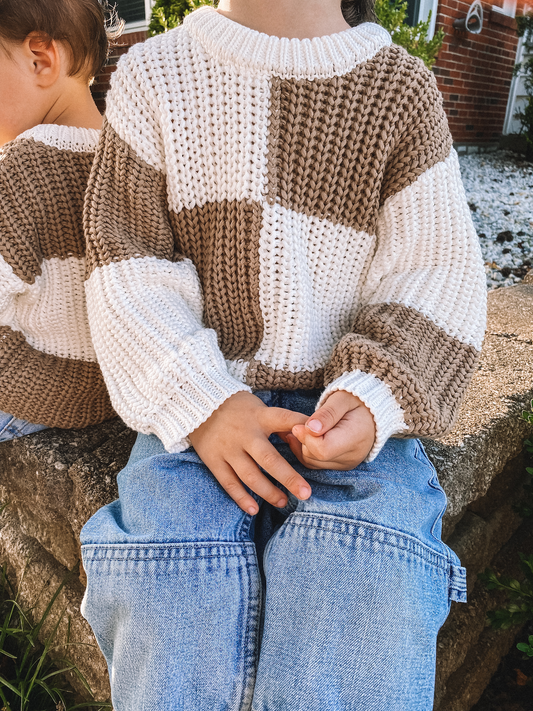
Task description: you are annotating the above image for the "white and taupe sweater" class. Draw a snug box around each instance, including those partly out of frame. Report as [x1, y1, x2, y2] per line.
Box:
[0, 125, 114, 428]
[85, 7, 487, 460]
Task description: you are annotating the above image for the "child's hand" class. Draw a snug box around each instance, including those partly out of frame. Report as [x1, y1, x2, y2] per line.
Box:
[188, 391, 312, 515]
[285, 391, 376, 470]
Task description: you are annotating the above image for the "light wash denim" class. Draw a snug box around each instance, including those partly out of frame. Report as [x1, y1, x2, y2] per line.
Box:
[81, 390, 466, 711]
[0, 410, 47, 443]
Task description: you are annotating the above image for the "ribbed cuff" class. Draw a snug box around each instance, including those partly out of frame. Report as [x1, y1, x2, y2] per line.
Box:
[318, 370, 407, 462]
[148, 365, 252, 454]
[143, 328, 253, 452]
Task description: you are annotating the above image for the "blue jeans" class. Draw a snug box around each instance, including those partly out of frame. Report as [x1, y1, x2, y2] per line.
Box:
[80, 390, 466, 711]
[0, 410, 47, 443]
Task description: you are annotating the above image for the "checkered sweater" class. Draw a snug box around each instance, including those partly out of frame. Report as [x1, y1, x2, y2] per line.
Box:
[85, 7, 487, 459]
[0, 125, 113, 428]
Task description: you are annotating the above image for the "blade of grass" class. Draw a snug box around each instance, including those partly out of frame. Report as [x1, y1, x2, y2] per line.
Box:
[18, 562, 78, 675]
[33, 676, 61, 705]
[26, 607, 67, 700]
[39, 664, 76, 682]
[30, 562, 79, 644]
[61, 660, 96, 698]
[0, 684, 12, 711]
[0, 674, 24, 698]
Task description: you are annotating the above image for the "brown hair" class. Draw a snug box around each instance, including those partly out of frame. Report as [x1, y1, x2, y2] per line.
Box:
[0, 0, 123, 81]
[341, 0, 377, 25]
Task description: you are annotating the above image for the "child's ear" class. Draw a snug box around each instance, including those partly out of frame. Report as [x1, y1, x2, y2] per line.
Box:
[24, 32, 62, 87]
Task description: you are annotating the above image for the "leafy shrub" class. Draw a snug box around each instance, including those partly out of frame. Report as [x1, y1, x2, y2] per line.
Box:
[374, 0, 444, 69]
[514, 14, 533, 162]
[148, 0, 215, 36]
[0, 563, 110, 711]
[148, 0, 444, 69]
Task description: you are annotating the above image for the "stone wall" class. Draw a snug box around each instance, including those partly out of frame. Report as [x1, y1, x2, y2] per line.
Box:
[1, 284, 533, 706]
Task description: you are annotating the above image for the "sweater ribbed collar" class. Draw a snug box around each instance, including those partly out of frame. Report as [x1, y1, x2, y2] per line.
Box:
[17, 124, 99, 153]
[183, 6, 391, 80]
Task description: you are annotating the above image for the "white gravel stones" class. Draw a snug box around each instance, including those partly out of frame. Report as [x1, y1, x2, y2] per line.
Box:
[458, 150, 533, 290]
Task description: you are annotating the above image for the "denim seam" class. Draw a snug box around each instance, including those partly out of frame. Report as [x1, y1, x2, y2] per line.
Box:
[239, 551, 261, 711]
[81, 541, 257, 562]
[0, 415, 16, 437]
[238, 511, 255, 540]
[284, 513, 453, 571]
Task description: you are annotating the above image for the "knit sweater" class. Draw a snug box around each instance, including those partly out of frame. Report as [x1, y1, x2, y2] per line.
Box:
[0, 125, 114, 428]
[84, 7, 487, 460]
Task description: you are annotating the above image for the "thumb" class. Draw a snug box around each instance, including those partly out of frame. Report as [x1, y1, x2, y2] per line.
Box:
[304, 396, 348, 437]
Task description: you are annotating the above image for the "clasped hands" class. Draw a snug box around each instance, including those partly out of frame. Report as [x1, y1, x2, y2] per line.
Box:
[188, 390, 376, 515]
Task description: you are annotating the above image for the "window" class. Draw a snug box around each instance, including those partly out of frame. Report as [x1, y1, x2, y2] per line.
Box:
[114, 0, 153, 28]
[406, 0, 439, 37]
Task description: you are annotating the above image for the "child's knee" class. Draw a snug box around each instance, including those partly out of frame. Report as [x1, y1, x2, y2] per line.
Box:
[86, 451, 254, 544]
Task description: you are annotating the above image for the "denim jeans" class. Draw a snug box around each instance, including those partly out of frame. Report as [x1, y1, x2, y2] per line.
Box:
[80, 390, 466, 711]
[0, 410, 47, 443]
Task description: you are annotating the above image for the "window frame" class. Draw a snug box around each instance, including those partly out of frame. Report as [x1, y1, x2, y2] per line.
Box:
[407, 0, 440, 38]
[118, 0, 155, 31]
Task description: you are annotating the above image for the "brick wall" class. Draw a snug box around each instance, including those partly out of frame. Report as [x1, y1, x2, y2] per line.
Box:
[433, 0, 526, 144]
[91, 30, 148, 113]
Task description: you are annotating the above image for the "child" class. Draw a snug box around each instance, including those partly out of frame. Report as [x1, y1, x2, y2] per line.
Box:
[0, 0, 119, 442]
[81, 0, 487, 708]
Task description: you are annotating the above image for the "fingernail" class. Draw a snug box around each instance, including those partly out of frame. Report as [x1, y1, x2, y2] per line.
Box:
[248, 506, 258, 515]
[300, 486, 312, 499]
[276, 498, 287, 508]
[307, 420, 322, 433]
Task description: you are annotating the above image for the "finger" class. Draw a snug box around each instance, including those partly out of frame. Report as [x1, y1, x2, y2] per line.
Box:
[210, 461, 260, 515]
[285, 435, 349, 470]
[290, 425, 346, 462]
[252, 441, 312, 500]
[232, 453, 288, 508]
[291, 423, 308, 443]
[297, 456, 360, 471]
[285, 432, 306, 465]
[304, 394, 353, 437]
[260, 406, 308, 436]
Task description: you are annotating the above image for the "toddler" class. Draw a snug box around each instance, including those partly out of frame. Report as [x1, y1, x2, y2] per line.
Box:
[81, 0, 487, 708]
[0, 0, 120, 442]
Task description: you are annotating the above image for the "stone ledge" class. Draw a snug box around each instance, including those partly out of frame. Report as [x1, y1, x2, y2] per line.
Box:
[425, 284, 533, 533]
[1, 284, 533, 706]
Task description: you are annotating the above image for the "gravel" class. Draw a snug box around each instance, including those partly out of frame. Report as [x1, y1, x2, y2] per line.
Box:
[458, 150, 533, 290]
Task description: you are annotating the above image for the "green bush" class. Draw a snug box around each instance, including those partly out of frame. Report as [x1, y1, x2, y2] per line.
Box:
[514, 14, 533, 162]
[374, 0, 444, 69]
[148, 0, 444, 69]
[148, 0, 215, 36]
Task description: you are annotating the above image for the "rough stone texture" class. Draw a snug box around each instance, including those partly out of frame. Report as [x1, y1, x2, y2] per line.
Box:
[0, 418, 136, 701]
[1, 284, 533, 707]
[0, 512, 112, 701]
[425, 284, 533, 534]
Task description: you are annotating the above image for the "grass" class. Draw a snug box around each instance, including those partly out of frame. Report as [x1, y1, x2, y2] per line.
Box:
[0, 560, 111, 711]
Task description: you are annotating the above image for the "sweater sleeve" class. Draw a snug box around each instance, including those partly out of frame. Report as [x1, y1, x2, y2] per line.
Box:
[84, 48, 251, 452]
[320, 72, 487, 461]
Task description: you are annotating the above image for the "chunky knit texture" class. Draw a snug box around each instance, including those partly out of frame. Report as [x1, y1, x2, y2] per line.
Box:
[85, 7, 487, 459]
[0, 125, 114, 428]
